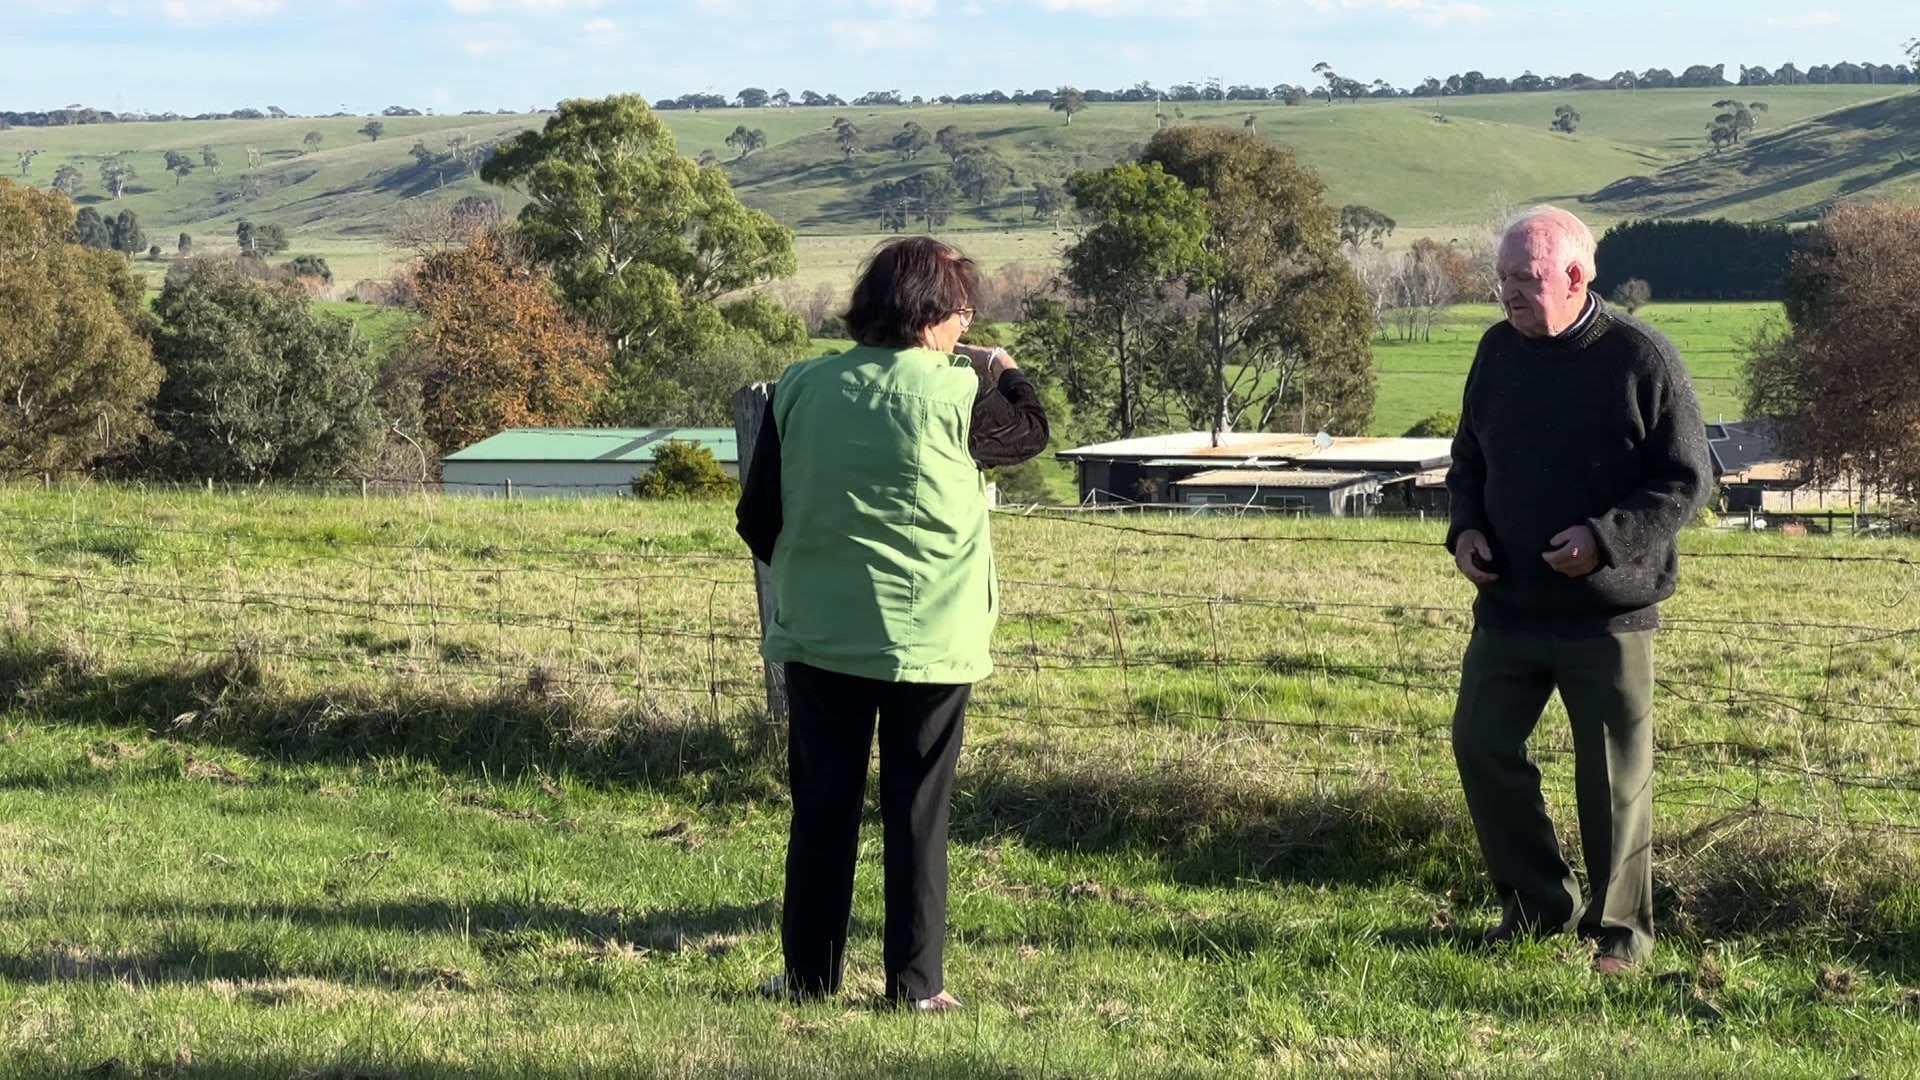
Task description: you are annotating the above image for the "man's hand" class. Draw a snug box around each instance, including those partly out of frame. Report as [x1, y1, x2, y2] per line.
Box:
[1454, 529, 1499, 585]
[1543, 525, 1600, 577]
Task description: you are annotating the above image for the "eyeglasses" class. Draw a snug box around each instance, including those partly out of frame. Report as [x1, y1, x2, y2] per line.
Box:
[953, 307, 975, 326]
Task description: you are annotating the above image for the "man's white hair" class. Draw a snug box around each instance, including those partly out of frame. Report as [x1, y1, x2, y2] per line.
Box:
[1501, 204, 1597, 282]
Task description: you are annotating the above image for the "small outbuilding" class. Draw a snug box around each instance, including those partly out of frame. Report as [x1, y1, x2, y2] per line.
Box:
[440, 428, 739, 497]
[1057, 431, 1452, 505]
[1172, 469, 1382, 517]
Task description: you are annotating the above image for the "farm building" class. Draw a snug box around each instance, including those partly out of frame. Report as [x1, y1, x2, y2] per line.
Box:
[1173, 470, 1382, 516]
[440, 428, 738, 497]
[1056, 431, 1453, 513]
[1408, 469, 1452, 516]
[1707, 420, 1860, 513]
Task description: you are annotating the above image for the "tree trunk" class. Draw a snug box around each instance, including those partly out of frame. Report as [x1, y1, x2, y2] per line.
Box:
[1210, 301, 1230, 447]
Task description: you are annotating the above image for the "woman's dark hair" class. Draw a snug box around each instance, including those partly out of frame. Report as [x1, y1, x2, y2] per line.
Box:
[843, 237, 980, 348]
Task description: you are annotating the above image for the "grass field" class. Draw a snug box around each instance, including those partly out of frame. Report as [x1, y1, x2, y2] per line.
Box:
[1367, 301, 1771, 436]
[312, 300, 416, 359]
[1, 487, 1918, 1075]
[809, 301, 1773, 439]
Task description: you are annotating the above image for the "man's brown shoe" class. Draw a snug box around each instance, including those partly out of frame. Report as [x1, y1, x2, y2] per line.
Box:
[905, 990, 964, 1012]
[1595, 956, 1635, 977]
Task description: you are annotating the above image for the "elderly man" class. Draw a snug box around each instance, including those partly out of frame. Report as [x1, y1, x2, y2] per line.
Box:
[1445, 205, 1711, 974]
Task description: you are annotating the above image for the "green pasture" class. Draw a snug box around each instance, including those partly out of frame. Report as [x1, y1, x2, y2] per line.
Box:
[0, 488, 1916, 1075]
[1368, 302, 1773, 436]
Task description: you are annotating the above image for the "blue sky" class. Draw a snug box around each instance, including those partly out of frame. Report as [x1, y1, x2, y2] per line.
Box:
[0, 0, 1909, 115]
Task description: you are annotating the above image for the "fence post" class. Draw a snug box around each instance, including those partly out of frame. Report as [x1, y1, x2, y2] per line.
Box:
[733, 382, 788, 722]
[504, 478, 513, 501]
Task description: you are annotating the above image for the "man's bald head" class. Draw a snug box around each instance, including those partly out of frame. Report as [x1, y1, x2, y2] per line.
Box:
[1496, 205, 1598, 338]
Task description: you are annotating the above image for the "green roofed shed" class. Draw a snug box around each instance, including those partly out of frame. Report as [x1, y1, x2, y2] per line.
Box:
[440, 428, 740, 497]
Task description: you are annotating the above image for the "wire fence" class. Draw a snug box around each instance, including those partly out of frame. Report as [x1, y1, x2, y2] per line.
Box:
[4, 487, 1920, 842]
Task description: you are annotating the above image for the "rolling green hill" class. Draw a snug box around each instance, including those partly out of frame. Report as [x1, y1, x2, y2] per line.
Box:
[0, 86, 1906, 287]
[1582, 92, 1920, 221]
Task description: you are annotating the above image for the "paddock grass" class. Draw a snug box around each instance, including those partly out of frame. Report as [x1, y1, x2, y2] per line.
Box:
[1368, 301, 1774, 435]
[1, 487, 1917, 1076]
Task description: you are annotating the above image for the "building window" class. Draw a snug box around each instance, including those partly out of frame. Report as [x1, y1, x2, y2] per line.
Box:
[1262, 495, 1307, 509]
[1185, 493, 1228, 505]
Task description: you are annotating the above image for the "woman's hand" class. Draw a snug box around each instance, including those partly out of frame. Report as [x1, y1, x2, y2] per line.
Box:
[952, 343, 996, 379]
[953, 344, 1018, 381]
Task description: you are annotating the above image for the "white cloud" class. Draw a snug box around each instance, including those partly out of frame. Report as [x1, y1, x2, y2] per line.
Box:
[1034, 0, 1491, 21]
[448, 0, 605, 14]
[159, 0, 287, 26]
[580, 15, 626, 44]
[1764, 11, 1841, 28]
[827, 17, 934, 51]
[1038, 0, 1214, 14]
[1382, 0, 1491, 28]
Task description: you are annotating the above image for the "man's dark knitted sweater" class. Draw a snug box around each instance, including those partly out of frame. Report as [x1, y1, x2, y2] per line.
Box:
[1445, 296, 1713, 635]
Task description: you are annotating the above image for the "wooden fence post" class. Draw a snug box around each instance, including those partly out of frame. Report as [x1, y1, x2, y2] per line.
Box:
[732, 382, 788, 722]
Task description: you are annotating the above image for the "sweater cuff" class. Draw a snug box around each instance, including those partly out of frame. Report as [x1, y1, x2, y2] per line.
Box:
[1585, 513, 1626, 570]
[1444, 519, 1486, 554]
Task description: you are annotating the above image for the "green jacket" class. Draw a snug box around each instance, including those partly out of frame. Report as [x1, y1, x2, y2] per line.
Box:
[761, 345, 996, 684]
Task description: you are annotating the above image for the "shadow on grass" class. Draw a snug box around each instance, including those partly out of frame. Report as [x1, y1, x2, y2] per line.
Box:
[24, 1052, 1035, 1080]
[952, 748, 1920, 974]
[7, 640, 1919, 971]
[104, 897, 780, 957]
[0, 938, 467, 991]
[0, 639, 782, 801]
[952, 751, 1486, 892]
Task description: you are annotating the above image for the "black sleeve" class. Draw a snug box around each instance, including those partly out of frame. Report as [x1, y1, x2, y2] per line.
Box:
[1585, 354, 1713, 569]
[733, 399, 782, 566]
[970, 369, 1050, 469]
[1443, 342, 1491, 553]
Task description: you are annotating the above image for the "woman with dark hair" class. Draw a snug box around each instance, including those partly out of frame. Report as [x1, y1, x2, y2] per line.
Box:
[735, 237, 1049, 1010]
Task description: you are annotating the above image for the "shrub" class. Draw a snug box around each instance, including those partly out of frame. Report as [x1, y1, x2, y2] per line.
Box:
[959, 317, 1006, 348]
[633, 441, 739, 499]
[1610, 277, 1652, 313]
[1404, 412, 1460, 438]
[285, 254, 333, 284]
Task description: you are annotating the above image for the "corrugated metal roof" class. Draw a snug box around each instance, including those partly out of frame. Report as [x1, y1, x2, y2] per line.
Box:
[1292, 438, 1452, 468]
[442, 428, 739, 464]
[1060, 432, 1450, 469]
[1706, 419, 1786, 477]
[1175, 469, 1374, 490]
[1732, 461, 1802, 483]
[1058, 431, 1311, 460]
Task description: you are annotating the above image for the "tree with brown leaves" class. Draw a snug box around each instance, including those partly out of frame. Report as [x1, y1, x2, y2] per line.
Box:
[396, 229, 611, 454]
[0, 180, 160, 473]
[1744, 202, 1920, 500]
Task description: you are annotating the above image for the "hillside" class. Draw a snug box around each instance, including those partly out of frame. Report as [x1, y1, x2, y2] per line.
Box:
[1583, 91, 1920, 221]
[717, 99, 1659, 232]
[0, 86, 1903, 285]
